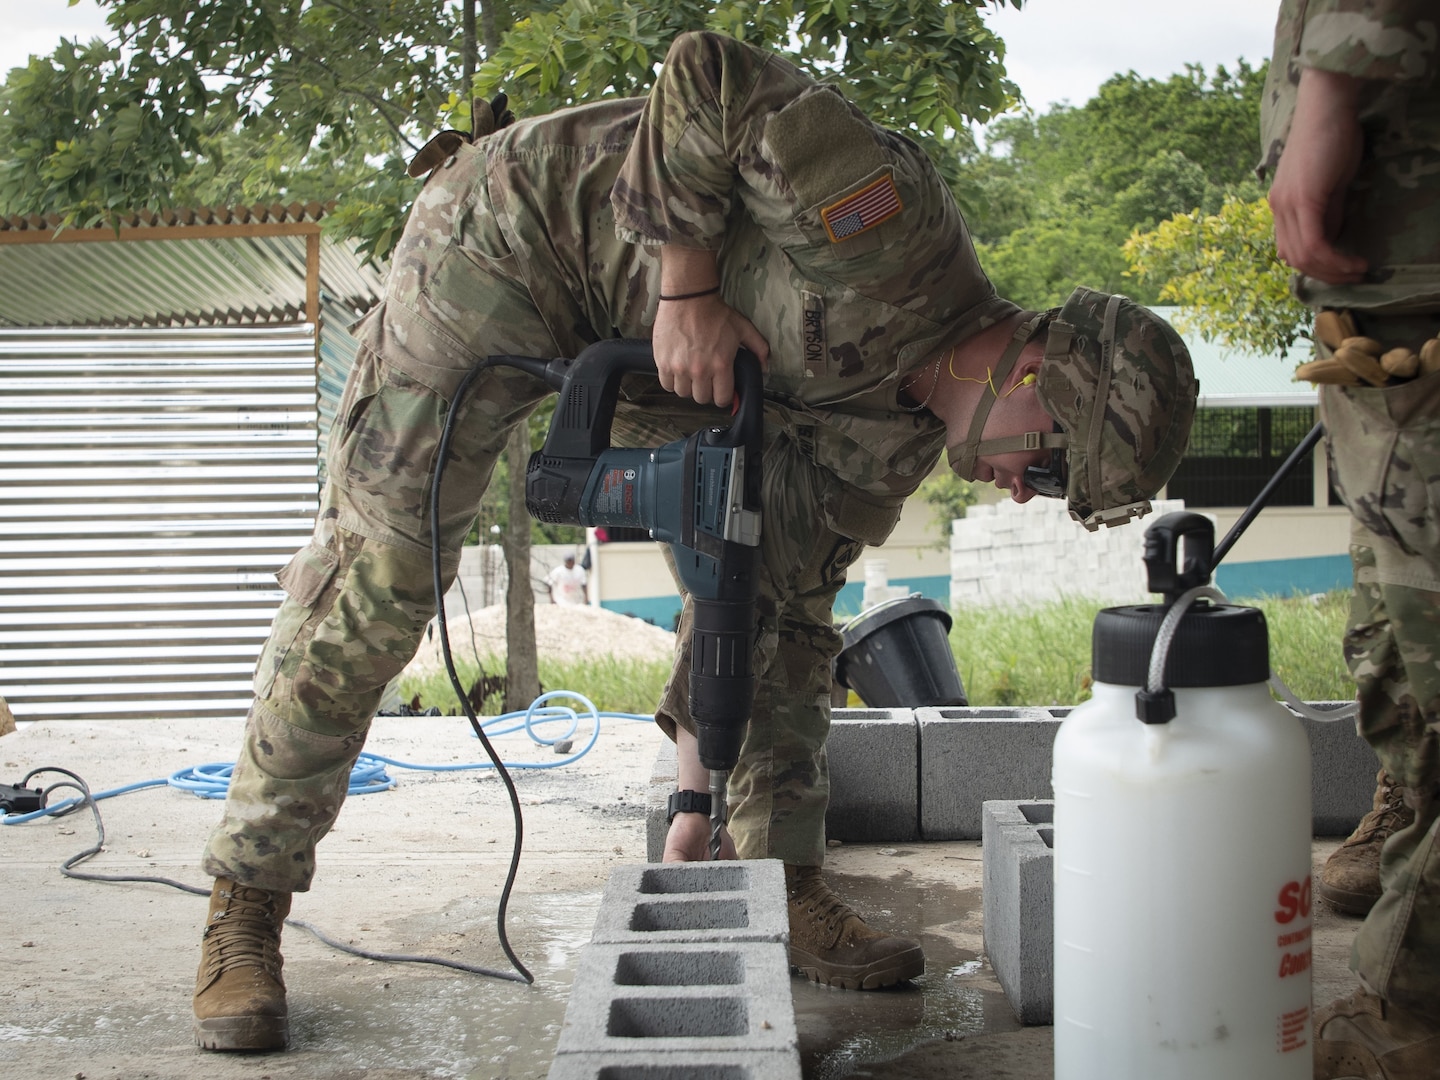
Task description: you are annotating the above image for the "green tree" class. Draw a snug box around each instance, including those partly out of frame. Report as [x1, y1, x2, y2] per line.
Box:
[961, 60, 1268, 310]
[1123, 195, 1311, 357]
[1, 0, 1023, 259]
[913, 468, 981, 547]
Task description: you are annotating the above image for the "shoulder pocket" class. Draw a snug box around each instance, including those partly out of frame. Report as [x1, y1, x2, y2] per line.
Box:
[765, 86, 886, 207]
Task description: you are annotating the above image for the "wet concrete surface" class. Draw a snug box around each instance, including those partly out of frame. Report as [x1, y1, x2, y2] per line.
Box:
[2, 716, 1361, 1079]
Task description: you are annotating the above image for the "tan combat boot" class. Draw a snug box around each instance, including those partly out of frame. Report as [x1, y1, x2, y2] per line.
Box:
[1314, 988, 1440, 1079]
[785, 864, 924, 990]
[1318, 770, 1415, 916]
[193, 876, 292, 1051]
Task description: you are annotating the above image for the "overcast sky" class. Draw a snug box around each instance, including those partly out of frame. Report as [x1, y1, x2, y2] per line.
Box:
[5, 1, 1281, 121]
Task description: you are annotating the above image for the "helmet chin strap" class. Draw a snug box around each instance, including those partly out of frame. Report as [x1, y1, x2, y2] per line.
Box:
[947, 313, 1059, 480]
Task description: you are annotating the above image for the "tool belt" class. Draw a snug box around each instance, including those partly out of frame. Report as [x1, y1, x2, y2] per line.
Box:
[1295, 265, 1440, 387]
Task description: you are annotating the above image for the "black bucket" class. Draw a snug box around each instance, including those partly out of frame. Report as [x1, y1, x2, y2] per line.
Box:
[834, 594, 967, 707]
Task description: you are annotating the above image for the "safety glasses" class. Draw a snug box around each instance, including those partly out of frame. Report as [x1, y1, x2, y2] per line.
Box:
[1022, 424, 1068, 499]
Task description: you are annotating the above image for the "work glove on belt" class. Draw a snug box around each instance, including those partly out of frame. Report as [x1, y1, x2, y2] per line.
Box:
[407, 91, 515, 178]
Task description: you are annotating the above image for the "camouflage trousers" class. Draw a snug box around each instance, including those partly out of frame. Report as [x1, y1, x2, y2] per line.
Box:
[202, 167, 864, 890]
[1321, 372, 1440, 1014]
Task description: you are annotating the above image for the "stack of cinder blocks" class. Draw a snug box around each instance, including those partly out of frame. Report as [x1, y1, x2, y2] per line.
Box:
[981, 799, 1055, 1025]
[975, 701, 1367, 1026]
[549, 860, 801, 1080]
[641, 702, 1376, 1031]
[647, 704, 1374, 858]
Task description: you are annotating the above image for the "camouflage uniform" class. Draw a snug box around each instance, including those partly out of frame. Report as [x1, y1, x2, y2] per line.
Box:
[1261, 0, 1440, 1014]
[202, 31, 1019, 888]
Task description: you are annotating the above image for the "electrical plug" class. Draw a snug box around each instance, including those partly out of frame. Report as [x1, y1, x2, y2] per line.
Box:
[0, 782, 45, 814]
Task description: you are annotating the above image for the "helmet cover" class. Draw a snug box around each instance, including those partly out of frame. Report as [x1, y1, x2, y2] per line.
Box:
[1035, 288, 1198, 530]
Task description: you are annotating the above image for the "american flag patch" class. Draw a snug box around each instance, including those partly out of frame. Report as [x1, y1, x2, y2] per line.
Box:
[820, 175, 903, 243]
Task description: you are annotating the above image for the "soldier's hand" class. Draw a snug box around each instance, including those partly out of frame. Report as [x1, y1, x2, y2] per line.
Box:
[661, 810, 738, 862]
[653, 292, 769, 407]
[653, 244, 768, 405]
[1269, 67, 1368, 285]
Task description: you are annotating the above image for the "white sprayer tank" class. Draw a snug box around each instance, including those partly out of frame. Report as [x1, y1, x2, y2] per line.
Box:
[1053, 513, 1314, 1079]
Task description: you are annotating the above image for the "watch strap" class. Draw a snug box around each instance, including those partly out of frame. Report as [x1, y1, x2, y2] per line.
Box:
[666, 789, 713, 825]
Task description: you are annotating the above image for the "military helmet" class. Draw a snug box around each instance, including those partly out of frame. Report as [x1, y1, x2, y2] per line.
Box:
[947, 287, 1198, 531]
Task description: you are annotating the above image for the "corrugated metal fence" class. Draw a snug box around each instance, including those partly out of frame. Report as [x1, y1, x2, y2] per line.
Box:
[0, 325, 321, 720]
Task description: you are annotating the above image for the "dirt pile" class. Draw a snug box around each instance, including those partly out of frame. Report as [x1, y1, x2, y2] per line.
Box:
[406, 602, 676, 673]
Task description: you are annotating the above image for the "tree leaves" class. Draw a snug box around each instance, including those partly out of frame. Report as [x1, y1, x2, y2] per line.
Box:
[964, 59, 1270, 312]
[2, 0, 1019, 257]
[1123, 195, 1311, 358]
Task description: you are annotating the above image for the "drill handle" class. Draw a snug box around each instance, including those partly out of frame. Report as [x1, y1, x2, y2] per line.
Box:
[542, 341, 766, 463]
[541, 340, 660, 460]
[703, 349, 765, 456]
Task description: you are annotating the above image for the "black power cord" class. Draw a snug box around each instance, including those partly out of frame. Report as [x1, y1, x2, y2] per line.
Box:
[429, 358, 549, 986]
[10, 356, 558, 987]
[15, 765, 529, 981]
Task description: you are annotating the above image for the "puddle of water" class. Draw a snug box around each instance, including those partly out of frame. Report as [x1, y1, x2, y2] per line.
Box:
[796, 868, 1020, 1079]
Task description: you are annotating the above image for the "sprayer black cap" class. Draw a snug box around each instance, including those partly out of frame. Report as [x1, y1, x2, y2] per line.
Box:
[1092, 599, 1270, 688]
[1094, 510, 1271, 690]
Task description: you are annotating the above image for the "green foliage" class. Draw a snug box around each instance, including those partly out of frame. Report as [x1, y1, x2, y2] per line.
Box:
[2, 0, 1021, 257]
[398, 589, 1351, 712]
[0, 0, 464, 230]
[398, 652, 670, 715]
[913, 467, 980, 547]
[976, 204, 1140, 310]
[1265, 589, 1352, 703]
[964, 60, 1268, 311]
[1124, 195, 1312, 357]
[950, 590, 1352, 707]
[949, 594, 1097, 706]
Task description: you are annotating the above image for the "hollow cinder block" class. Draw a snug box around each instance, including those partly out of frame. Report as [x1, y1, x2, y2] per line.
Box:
[553, 942, 797, 1057]
[590, 860, 788, 946]
[919, 708, 1060, 840]
[1294, 704, 1381, 837]
[547, 1050, 802, 1080]
[824, 708, 918, 842]
[981, 799, 1054, 1026]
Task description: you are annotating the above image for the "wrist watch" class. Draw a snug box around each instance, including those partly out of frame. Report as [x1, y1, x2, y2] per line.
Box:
[666, 789, 713, 825]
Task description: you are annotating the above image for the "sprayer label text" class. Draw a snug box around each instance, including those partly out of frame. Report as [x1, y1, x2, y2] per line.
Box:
[1277, 926, 1311, 948]
[1278, 1006, 1310, 1053]
[1278, 948, 1312, 978]
[1274, 875, 1312, 924]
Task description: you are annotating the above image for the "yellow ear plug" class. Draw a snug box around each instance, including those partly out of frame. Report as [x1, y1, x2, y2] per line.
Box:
[945, 364, 1038, 397]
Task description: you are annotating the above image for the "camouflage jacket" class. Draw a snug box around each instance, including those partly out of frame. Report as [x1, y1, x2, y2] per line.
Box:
[483, 32, 1017, 542]
[1260, 0, 1440, 314]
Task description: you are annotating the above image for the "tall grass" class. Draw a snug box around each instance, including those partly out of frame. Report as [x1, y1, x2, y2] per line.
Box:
[397, 654, 672, 716]
[397, 590, 1355, 714]
[950, 589, 1354, 707]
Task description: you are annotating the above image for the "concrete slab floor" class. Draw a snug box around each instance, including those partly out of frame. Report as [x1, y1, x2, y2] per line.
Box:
[2, 717, 1359, 1079]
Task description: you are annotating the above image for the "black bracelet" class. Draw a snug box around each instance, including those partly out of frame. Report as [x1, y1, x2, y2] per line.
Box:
[657, 285, 721, 301]
[666, 789, 713, 825]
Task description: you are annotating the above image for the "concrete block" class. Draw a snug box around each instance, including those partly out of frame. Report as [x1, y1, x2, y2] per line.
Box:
[548, 1051, 802, 1080]
[918, 708, 1060, 840]
[953, 528, 988, 552]
[1295, 702, 1381, 837]
[646, 737, 679, 863]
[824, 708, 918, 842]
[553, 942, 797, 1057]
[590, 860, 789, 946]
[982, 800, 1054, 1025]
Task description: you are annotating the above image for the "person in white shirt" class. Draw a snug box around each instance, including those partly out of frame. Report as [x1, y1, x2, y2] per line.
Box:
[546, 553, 587, 606]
